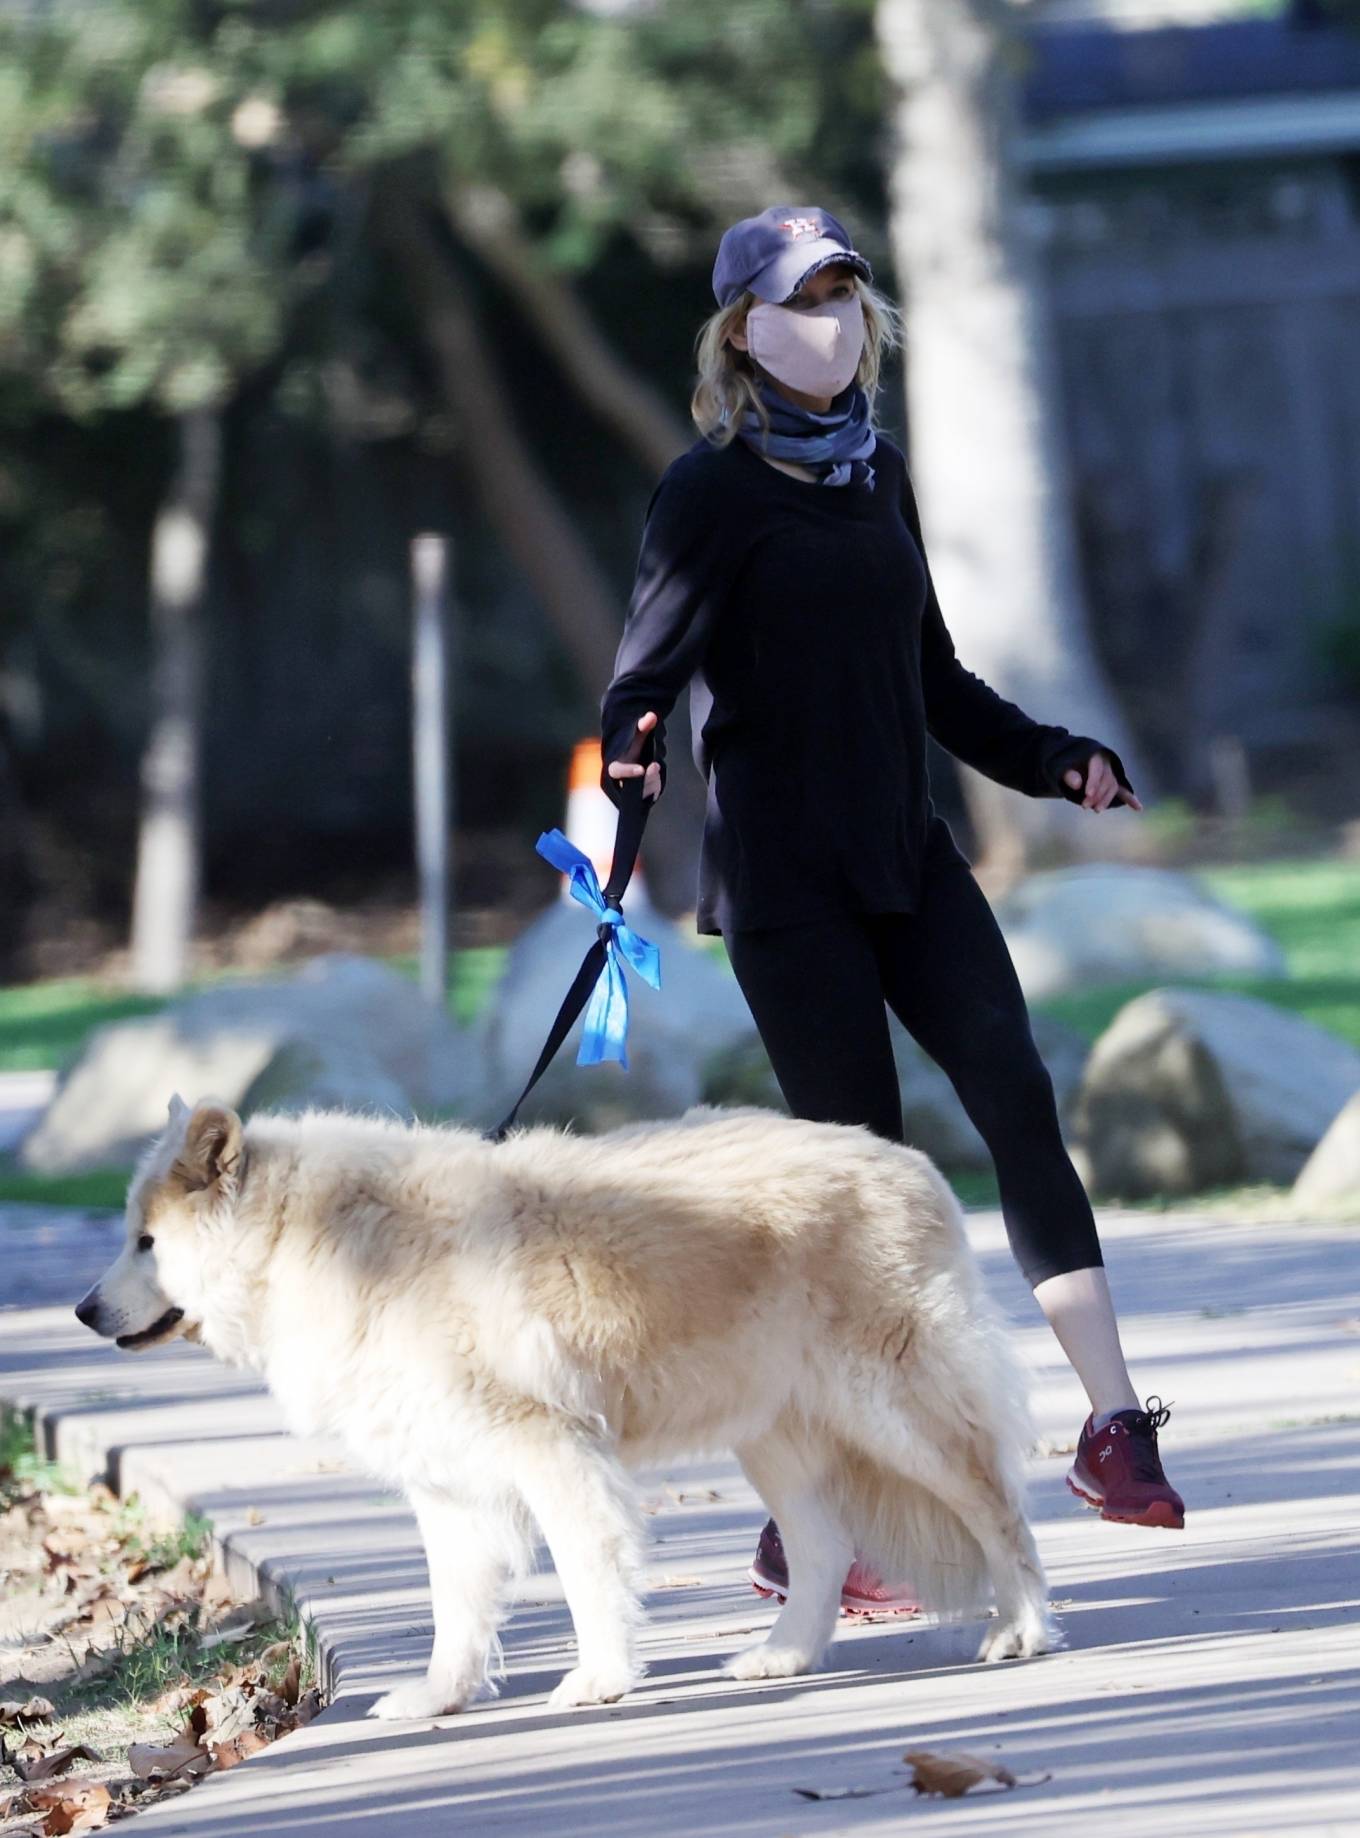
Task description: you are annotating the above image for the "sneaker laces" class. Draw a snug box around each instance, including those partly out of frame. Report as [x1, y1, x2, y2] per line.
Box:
[1124, 1395, 1173, 1482]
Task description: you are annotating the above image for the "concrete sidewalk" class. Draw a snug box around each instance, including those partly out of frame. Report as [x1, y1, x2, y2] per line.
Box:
[2, 1203, 1357, 1836]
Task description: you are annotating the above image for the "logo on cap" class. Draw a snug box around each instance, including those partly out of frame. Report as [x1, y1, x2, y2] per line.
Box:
[778, 217, 821, 241]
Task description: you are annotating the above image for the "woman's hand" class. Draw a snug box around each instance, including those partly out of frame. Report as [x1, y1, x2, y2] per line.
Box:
[1063, 750, 1143, 812]
[606, 710, 664, 802]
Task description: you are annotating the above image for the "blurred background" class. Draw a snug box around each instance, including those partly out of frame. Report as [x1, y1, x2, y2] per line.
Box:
[3, 0, 1360, 1217]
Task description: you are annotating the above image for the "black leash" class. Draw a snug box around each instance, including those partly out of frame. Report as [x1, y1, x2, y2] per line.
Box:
[483, 740, 652, 1144]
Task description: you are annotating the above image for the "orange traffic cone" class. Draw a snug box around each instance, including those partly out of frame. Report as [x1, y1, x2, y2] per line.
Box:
[560, 739, 647, 903]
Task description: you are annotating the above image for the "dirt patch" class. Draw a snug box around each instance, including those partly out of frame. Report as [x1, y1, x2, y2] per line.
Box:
[0, 1417, 324, 1833]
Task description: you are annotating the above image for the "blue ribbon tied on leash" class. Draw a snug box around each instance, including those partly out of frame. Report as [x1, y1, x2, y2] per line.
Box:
[481, 756, 660, 1144]
[534, 828, 660, 1067]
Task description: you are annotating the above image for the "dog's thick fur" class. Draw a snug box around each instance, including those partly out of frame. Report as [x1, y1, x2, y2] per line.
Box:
[76, 1097, 1053, 1717]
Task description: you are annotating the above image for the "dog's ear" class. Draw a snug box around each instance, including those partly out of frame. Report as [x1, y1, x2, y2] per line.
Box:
[167, 1093, 189, 1124]
[172, 1101, 244, 1196]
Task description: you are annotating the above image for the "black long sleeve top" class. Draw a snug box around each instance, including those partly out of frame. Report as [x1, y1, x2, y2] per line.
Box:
[599, 429, 1133, 936]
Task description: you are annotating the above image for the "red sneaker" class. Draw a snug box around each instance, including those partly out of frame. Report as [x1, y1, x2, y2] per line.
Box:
[1067, 1397, 1185, 1529]
[748, 1520, 920, 1617]
[838, 1559, 921, 1618]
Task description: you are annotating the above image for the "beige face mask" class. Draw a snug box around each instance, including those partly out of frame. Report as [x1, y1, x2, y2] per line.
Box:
[745, 293, 865, 396]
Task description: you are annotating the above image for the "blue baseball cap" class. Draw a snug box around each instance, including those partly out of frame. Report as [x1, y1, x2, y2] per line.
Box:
[712, 204, 873, 309]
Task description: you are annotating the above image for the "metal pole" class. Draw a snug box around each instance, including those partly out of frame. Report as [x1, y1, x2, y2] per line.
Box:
[411, 534, 451, 1009]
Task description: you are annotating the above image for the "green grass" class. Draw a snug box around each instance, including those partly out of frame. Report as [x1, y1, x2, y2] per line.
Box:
[0, 976, 171, 1075]
[918, 854, 1360, 1215]
[113, 1497, 213, 1572]
[0, 1404, 82, 1502]
[0, 947, 511, 1209]
[0, 1162, 135, 1209]
[0, 949, 510, 1077]
[1029, 855, 1360, 1049]
[3, 856, 1359, 1213]
[29, 1583, 319, 1772]
[1, 1412, 319, 1746]
[383, 945, 509, 1029]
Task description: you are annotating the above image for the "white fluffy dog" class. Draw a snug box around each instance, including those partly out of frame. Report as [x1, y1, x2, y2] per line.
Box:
[75, 1097, 1053, 1718]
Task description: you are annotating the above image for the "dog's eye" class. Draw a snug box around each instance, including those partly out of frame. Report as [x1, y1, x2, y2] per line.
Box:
[137, 1233, 154, 1253]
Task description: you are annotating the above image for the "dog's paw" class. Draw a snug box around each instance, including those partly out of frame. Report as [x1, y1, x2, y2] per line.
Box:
[975, 1612, 1054, 1664]
[547, 1661, 639, 1710]
[367, 1677, 471, 1721]
[723, 1641, 819, 1682]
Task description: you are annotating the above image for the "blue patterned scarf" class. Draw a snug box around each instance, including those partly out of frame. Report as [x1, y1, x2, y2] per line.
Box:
[735, 377, 878, 490]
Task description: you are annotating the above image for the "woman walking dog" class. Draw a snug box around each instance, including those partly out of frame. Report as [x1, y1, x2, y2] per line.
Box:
[599, 205, 1184, 1613]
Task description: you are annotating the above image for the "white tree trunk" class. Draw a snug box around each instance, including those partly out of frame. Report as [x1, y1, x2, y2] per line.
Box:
[874, 0, 1146, 877]
[129, 407, 220, 993]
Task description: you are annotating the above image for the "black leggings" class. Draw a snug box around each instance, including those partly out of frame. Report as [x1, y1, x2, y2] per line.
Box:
[721, 843, 1102, 1289]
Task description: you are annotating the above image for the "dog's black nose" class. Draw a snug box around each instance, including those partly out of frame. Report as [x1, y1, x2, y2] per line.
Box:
[74, 1296, 99, 1328]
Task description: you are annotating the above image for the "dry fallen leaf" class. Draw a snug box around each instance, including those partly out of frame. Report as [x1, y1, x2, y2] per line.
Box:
[905, 1748, 1018, 1798]
[0, 1698, 56, 1727]
[791, 1785, 882, 1801]
[198, 1593, 270, 1644]
[10, 1743, 105, 1784]
[126, 1737, 213, 1784]
[293, 1688, 324, 1726]
[212, 1728, 270, 1771]
[24, 1780, 111, 1834]
[200, 1686, 258, 1748]
[76, 1593, 126, 1632]
[156, 1555, 204, 1600]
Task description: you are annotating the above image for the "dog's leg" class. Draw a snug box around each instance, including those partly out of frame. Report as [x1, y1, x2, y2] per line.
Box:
[725, 1437, 851, 1681]
[923, 1449, 1052, 1661]
[515, 1424, 645, 1710]
[850, 1413, 1054, 1663]
[367, 1489, 522, 1721]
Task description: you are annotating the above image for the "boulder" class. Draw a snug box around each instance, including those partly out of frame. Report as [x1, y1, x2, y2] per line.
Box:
[1291, 1090, 1360, 1211]
[19, 954, 482, 1175]
[991, 865, 1285, 1001]
[239, 1039, 412, 1122]
[1067, 987, 1360, 1200]
[474, 891, 753, 1133]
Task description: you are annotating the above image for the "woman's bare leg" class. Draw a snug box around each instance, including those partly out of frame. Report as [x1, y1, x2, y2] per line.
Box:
[1032, 1265, 1139, 1422]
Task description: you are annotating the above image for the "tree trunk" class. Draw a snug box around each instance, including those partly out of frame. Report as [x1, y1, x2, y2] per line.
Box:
[376, 190, 704, 915]
[129, 407, 220, 993]
[443, 180, 689, 477]
[874, 0, 1147, 881]
[378, 190, 622, 695]
[0, 730, 33, 982]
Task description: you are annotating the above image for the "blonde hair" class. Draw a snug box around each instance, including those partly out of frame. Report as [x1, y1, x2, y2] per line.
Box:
[690, 274, 905, 448]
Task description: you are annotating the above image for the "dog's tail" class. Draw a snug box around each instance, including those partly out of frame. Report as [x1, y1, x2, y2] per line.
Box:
[822, 1436, 991, 1619]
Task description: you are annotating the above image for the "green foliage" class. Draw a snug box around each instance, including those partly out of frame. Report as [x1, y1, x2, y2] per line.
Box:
[0, 1405, 82, 1502]
[0, 3, 305, 415]
[0, 0, 891, 871]
[114, 1494, 213, 1570]
[0, 0, 886, 422]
